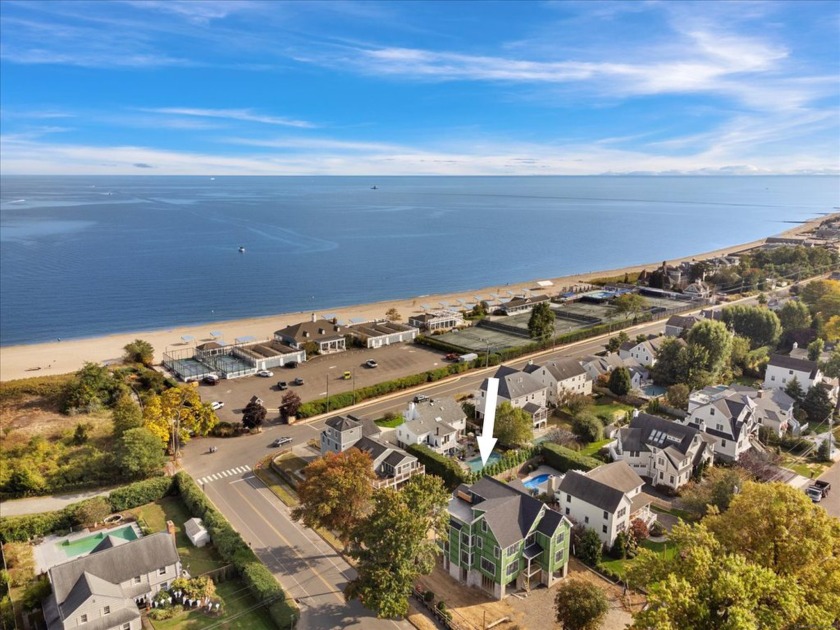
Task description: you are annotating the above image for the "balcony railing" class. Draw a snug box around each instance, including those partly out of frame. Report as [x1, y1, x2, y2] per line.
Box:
[523, 562, 542, 578]
[372, 464, 426, 489]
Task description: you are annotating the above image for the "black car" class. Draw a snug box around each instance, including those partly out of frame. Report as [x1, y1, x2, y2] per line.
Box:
[285, 362, 298, 369]
[292, 377, 305, 386]
[277, 381, 288, 390]
[413, 394, 430, 403]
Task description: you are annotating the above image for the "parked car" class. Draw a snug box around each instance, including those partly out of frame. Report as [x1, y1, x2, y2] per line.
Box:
[806, 486, 824, 502]
[365, 359, 378, 368]
[210, 401, 224, 410]
[342, 371, 352, 380]
[203, 374, 220, 385]
[257, 370, 274, 377]
[285, 362, 298, 369]
[413, 394, 430, 403]
[277, 381, 288, 390]
[292, 377, 305, 386]
[271, 436, 293, 448]
[444, 353, 460, 361]
[812, 480, 831, 497]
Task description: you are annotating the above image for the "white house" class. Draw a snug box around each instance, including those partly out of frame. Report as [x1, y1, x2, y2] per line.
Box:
[43, 533, 181, 630]
[610, 412, 715, 490]
[618, 336, 669, 368]
[476, 365, 548, 429]
[763, 354, 837, 401]
[523, 358, 592, 404]
[396, 398, 466, 455]
[682, 390, 760, 462]
[557, 461, 655, 546]
[346, 320, 419, 348]
[689, 385, 796, 438]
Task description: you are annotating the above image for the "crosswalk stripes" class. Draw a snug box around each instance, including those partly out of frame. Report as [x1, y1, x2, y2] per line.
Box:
[198, 464, 251, 485]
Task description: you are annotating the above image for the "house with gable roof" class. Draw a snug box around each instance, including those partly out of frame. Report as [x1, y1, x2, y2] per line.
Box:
[320, 415, 424, 489]
[444, 477, 571, 599]
[763, 354, 837, 401]
[557, 461, 655, 546]
[396, 398, 466, 455]
[610, 412, 715, 489]
[681, 386, 761, 461]
[476, 365, 548, 429]
[523, 358, 592, 404]
[274, 314, 346, 355]
[618, 336, 669, 368]
[664, 314, 701, 337]
[43, 532, 181, 630]
[689, 384, 797, 438]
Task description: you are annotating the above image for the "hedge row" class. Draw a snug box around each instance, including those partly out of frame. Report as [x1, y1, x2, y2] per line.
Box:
[406, 444, 469, 489]
[0, 373, 74, 404]
[173, 473, 298, 628]
[297, 361, 470, 419]
[466, 445, 542, 483]
[0, 476, 176, 543]
[541, 442, 600, 473]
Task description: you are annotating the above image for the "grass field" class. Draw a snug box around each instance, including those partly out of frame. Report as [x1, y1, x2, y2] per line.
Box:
[579, 439, 613, 457]
[592, 400, 635, 422]
[375, 415, 404, 428]
[599, 538, 679, 579]
[131, 497, 225, 575]
[150, 580, 276, 630]
[273, 452, 310, 474]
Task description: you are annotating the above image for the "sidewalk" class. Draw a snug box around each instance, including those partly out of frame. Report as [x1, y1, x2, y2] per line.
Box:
[1, 486, 113, 518]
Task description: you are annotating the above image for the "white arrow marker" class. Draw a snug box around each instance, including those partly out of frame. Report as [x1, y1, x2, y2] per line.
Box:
[477, 377, 499, 467]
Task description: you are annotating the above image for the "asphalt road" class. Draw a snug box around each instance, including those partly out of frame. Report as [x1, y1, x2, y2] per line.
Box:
[204, 470, 410, 630]
[815, 459, 840, 518]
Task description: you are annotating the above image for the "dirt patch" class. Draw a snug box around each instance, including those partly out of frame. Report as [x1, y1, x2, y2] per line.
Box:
[0, 396, 111, 448]
[407, 601, 439, 630]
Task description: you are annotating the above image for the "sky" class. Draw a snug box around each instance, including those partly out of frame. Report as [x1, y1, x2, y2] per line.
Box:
[1, 0, 838, 176]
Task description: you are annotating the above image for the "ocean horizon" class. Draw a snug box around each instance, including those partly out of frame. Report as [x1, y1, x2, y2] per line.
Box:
[1, 175, 838, 346]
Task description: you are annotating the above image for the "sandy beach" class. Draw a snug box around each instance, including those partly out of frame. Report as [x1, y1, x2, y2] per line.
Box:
[1, 214, 834, 383]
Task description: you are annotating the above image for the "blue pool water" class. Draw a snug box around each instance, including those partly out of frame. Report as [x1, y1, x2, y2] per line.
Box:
[466, 452, 502, 472]
[524, 473, 551, 489]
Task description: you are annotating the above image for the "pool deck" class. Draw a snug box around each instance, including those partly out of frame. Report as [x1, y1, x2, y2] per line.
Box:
[34, 521, 143, 574]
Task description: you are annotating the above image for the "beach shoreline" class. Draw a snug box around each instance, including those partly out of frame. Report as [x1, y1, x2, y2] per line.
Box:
[1, 213, 835, 383]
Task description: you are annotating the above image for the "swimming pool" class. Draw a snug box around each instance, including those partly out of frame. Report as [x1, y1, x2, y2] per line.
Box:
[59, 525, 138, 558]
[523, 473, 551, 490]
[466, 452, 502, 472]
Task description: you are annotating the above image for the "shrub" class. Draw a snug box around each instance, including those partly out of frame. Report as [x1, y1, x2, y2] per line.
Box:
[424, 590, 435, 602]
[573, 526, 603, 567]
[406, 444, 468, 489]
[108, 476, 174, 512]
[541, 442, 600, 473]
[21, 578, 51, 610]
[571, 412, 603, 443]
[210, 421, 238, 437]
[0, 509, 75, 544]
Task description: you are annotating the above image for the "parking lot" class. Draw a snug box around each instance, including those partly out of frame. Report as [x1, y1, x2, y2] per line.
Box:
[197, 342, 447, 422]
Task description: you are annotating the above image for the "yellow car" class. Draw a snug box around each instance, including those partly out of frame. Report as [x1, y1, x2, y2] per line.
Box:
[342, 371, 352, 380]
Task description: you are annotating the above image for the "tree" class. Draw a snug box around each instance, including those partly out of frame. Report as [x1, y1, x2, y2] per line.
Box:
[686, 319, 732, 375]
[801, 384, 834, 424]
[117, 427, 166, 478]
[807, 337, 824, 361]
[123, 339, 155, 366]
[75, 497, 111, 527]
[345, 474, 450, 618]
[4, 466, 45, 496]
[651, 337, 689, 386]
[112, 395, 143, 437]
[562, 392, 592, 416]
[493, 402, 534, 447]
[824, 315, 840, 342]
[783, 376, 805, 403]
[292, 449, 375, 545]
[554, 579, 609, 630]
[613, 294, 648, 320]
[679, 466, 751, 517]
[817, 438, 832, 462]
[527, 302, 555, 341]
[778, 300, 812, 332]
[280, 391, 302, 419]
[629, 518, 649, 543]
[666, 384, 689, 410]
[469, 301, 489, 319]
[385, 307, 402, 322]
[142, 384, 217, 449]
[607, 366, 632, 396]
[822, 349, 840, 378]
[241, 400, 267, 429]
[573, 526, 602, 566]
[572, 411, 603, 443]
[606, 336, 622, 353]
[721, 304, 782, 349]
[61, 362, 123, 414]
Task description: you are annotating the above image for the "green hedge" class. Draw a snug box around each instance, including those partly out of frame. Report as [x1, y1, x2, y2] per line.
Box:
[297, 362, 470, 419]
[173, 473, 298, 628]
[108, 476, 175, 511]
[541, 442, 600, 473]
[467, 445, 542, 483]
[406, 444, 469, 489]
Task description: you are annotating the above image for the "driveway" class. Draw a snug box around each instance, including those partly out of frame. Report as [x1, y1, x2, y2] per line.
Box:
[815, 459, 840, 518]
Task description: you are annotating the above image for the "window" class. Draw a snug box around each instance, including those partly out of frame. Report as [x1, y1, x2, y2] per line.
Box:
[617, 507, 626, 518]
[103, 606, 111, 615]
[134, 576, 142, 584]
[565, 507, 570, 515]
[556, 532, 564, 543]
[602, 525, 607, 534]
[771, 375, 776, 381]
[159, 567, 166, 575]
[710, 408, 715, 416]
[476, 537, 483, 549]
[481, 557, 496, 575]
[461, 531, 471, 546]
[494, 545, 500, 559]
[555, 548, 565, 563]
[481, 520, 487, 533]
[79, 615, 88, 624]
[584, 516, 589, 524]
[566, 495, 572, 503]
[603, 510, 608, 520]
[721, 439, 727, 447]
[789, 369, 794, 375]
[506, 561, 518, 576]
[526, 533, 536, 546]
[123, 625, 131, 630]
[716, 424, 723, 431]
[670, 475, 675, 484]
[461, 550, 471, 565]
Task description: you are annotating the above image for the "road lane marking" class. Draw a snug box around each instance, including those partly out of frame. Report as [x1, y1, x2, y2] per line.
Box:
[198, 464, 253, 485]
[229, 476, 346, 605]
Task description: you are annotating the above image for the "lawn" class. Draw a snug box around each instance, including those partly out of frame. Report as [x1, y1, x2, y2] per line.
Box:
[780, 455, 830, 479]
[579, 438, 612, 457]
[650, 504, 695, 522]
[374, 415, 404, 428]
[131, 497, 225, 575]
[592, 400, 635, 423]
[150, 580, 276, 630]
[599, 538, 679, 580]
[273, 452, 310, 475]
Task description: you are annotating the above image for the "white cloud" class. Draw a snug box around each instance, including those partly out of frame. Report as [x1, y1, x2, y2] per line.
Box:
[139, 107, 316, 128]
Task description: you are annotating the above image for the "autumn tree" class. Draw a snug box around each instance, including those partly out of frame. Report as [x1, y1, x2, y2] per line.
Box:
[117, 427, 166, 479]
[345, 474, 449, 618]
[142, 384, 217, 450]
[607, 366, 632, 396]
[721, 304, 782, 348]
[112, 395, 143, 437]
[778, 299, 812, 331]
[292, 449, 375, 545]
[527, 302, 555, 341]
[493, 402, 534, 447]
[280, 390, 302, 419]
[554, 580, 609, 630]
[241, 400, 267, 430]
[123, 339, 155, 366]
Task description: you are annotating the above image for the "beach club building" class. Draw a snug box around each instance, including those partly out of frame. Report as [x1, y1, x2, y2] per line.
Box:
[346, 320, 419, 349]
[499, 295, 550, 316]
[274, 314, 346, 355]
[408, 310, 464, 332]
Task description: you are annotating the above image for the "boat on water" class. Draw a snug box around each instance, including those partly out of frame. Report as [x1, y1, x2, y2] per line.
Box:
[238, 246, 245, 253]
[371, 185, 378, 190]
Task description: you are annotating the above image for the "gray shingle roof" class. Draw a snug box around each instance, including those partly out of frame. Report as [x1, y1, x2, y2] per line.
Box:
[480, 365, 545, 399]
[325, 415, 361, 431]
[184, 518, 206, 539]
[90, 535, 130, 554]
[274, 319, 345, 343]
[524, 358, 587, 382]
[559, 470, 627, 513]
[403, 398, 464, 435]
[621, 413, 700, 456]
[586, 461, 644, 494]
[467, 477, 554, 548]
[767, 354, 819, 378]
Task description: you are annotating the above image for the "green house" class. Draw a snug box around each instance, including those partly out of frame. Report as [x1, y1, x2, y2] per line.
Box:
[443, 477, 571, 599]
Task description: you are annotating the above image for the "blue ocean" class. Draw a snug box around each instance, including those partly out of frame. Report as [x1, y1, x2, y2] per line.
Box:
[1, 176, 838, 346]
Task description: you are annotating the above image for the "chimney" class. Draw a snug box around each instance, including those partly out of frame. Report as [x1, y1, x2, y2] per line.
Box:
[311, 313, 317, 323]
[166, 520, 176, 542]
